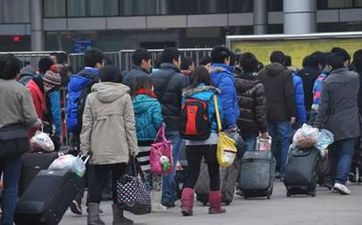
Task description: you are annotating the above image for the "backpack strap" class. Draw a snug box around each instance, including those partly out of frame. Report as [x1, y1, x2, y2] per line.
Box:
[214, 95, 222, 132]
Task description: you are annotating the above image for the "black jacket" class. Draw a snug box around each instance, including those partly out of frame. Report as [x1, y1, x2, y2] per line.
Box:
[259, 63, 296, 123]
[123, 65, 150, 88]
[298, 66, 321, 111]
[151, 63, 188, 131]
[235, 72, 268, 134]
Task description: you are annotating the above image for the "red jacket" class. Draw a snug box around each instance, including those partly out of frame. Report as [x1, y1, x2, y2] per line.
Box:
[27, 79, 46, 138]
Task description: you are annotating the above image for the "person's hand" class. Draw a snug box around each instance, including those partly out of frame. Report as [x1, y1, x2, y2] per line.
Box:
[261, 132, 269, 139]
[290, 117, 296, 125]
[225, 124, 239, 133]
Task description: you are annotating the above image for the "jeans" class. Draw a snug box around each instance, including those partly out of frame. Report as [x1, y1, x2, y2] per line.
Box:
[0, 155, 22, 225]
[242, 133, 257, 151]
[268, 121, 291, 176]
[88, 163, 127, 204]
[329, 138, 357, 185]
[162, 130, 185, 204]
[183, 145, 220, 191]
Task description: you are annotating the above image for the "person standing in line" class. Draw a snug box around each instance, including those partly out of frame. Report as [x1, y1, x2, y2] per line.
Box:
[123, 49, 152, 88]
[80, 65, 138, 225]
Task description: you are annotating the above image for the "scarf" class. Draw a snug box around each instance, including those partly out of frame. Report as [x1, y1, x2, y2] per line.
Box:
[136, 88, 157, 98]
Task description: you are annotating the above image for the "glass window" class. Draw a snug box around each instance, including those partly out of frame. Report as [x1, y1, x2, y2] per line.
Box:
[120, 0, 159, 16]
[67, 0, 86, 17]
[44, 0, 66, 17]
[268, 0, 283, 11]
[197, 0, 227, 14]
[0, 0, 30, 23]
[89, 0, 118, 16]
[328, 0, 353, 8]
[355, 0, 362, 7]
[171, 0, 197, 14]
[229, 0, 253, 13]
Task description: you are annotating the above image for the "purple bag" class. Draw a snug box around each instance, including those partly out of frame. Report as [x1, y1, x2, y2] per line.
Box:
[150, 124, 173, 175]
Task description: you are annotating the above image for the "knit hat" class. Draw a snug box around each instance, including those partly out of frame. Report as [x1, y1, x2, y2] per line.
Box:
[43, 70, 61, 86]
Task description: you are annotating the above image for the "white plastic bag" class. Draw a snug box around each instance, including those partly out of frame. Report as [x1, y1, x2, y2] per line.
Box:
[49, 155, 89, 177]
[292, 124, 319, 149]
[315, 129, 334, 151]
[30, 131, 55, 152]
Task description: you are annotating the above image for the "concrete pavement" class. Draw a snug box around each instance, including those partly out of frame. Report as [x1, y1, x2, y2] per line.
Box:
[60, 181, 362, 225]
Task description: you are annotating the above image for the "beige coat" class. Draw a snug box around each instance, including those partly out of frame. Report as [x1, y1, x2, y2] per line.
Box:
[80, 82, 138, 165]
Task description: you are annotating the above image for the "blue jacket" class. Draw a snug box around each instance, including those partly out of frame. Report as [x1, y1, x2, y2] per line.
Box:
[292, 73, 307, 124]
[210, 63, 239, 129]
[133, 94, 163, 141]
[48, 90, 61, 136]
[182, 84, 223, 133]
[67, 67, 99, 133]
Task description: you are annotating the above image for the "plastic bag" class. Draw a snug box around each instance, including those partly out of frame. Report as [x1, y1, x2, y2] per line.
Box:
[49, 154, 89, 177]
[30, 131, 54, 152]
[292, 124, 319, 149]
[315, 129, 334, 151]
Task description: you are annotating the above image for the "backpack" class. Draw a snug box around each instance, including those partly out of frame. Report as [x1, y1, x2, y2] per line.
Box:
[180, 97, 211, 140]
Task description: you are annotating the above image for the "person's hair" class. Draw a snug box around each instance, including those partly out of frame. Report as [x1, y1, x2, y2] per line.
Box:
[191, 66, 211, 88]
[352, 49, 362, 73]
[161, 47, 181, 64]
[284, 55, 292, 67]
[331, 47, 351, 62]
[132, 76, 154, 96]
[211, 46, 232, 64]
[99, 65, 122, 83]
[181, 56, 194, 70]
[240, 52, 258, 73]
[56, 53, 68, 64]
[311, 51, 327, 68]
[270, 51, 285, 64]
[133, 49, 152, 66]
[38, 57, 54, 74]
[84, 48, 104, 67]
[0, 54, 22, 80]
[326, 53, 345, 70]
[199, 56, 212, 66]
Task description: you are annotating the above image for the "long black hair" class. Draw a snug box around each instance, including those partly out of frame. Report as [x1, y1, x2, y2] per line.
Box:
[131, 76, 154, 96]
[190, 66, 211, 88]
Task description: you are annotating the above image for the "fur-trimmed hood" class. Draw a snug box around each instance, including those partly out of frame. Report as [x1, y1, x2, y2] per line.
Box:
[182, 84, 220, 98]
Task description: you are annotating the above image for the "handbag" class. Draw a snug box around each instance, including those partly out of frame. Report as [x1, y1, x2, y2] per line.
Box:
[116, 157, 151, 215]
[214, 96, 238, 168]
[150, 124, 173, 175]
[0, 124, 30, 158]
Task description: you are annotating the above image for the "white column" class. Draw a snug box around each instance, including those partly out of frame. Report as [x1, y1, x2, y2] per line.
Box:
[283, 0, 316, 34]
[30, 0, 45, 51]
[254, 0, 267, 34]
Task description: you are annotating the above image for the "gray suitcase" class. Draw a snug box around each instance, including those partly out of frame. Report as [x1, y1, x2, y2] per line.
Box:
[195, 157, 240, 205]
[238, 150, 275, 199]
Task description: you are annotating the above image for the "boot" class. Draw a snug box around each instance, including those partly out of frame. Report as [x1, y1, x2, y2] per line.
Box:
[180, 188, 194, 216]
[87, 203, 105, 225]
[112, 204, 134, 225]
[151, 191, 167, 212]
[208, 191, 226, 214]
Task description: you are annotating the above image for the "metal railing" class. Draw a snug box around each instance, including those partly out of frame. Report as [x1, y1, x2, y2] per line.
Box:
[0, 51, 66, 68]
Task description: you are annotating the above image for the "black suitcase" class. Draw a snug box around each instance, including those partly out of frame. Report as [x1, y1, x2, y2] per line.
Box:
[238, 150, 275, 199]
[15, 169, 82, 225]
[284, 147, 321, 197]
[19, 152, 59, 196]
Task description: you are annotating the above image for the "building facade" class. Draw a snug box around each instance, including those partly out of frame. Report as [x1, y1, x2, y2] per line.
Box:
[0, 0, 362, 52]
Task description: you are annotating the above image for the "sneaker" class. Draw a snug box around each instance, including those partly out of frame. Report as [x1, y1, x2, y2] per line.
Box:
[70, 200, 83, 215]
[333, 183, 351, 195]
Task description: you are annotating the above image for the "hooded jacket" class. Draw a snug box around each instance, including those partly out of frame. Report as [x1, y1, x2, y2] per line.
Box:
[235, 72, 267, 134]
[133, 93, 163, 141]
[80, 82, 138, 165]
[210, 63, 240, 129]
[259, 63, 296, 123]
[292, 72, 307, 124]
[18, 65, 36, 86]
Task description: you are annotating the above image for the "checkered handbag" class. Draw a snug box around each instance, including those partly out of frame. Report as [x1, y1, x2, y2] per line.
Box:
[116, 158, 151, 215]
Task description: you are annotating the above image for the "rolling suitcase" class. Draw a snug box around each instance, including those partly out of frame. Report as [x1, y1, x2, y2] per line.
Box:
[284, 146, 321, 197]
[195, 157, 240, 205]
[238, 150, 275, 199]
[19, 152, 59, 196]
[15, 169, 82, 225]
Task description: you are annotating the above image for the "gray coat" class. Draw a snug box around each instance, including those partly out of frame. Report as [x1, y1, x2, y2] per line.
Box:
[314, 68, 360, 141]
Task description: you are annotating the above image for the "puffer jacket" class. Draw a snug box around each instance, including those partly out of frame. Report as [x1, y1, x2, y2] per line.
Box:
[259, 63, 296, 123]
[80, 82, 138, 165]
[47, 89, 61, 136]
[210, 63, 240, 129]
[292, 72, 307, 124]
[151, 63, 189, 131]
[133, 93, 163, 141]
[235, 72, 267, 134]
[123, 65, 150, 88]
[182, 83, 223, 133]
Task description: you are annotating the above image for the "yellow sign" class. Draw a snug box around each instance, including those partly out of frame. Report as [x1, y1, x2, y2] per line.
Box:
[231, 38, 362, 68]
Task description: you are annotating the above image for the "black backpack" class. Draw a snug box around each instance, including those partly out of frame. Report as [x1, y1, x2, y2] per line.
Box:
[180, 98, 211, 140]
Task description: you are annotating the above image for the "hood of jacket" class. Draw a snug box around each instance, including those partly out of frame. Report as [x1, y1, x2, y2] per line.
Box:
[68, 67, 99, 92]
[264, 63, 286, 76]
[92, 82, 130, 103]
[182, 84, 220, 98]
[20, 65, 36, 76]
[133, 94, 158, 114]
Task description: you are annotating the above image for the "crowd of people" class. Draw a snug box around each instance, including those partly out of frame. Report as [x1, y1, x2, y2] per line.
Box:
[0, 45, 362, 225]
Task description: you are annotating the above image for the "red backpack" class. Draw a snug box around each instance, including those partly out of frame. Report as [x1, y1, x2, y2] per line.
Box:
[180, 98, 211, 140]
